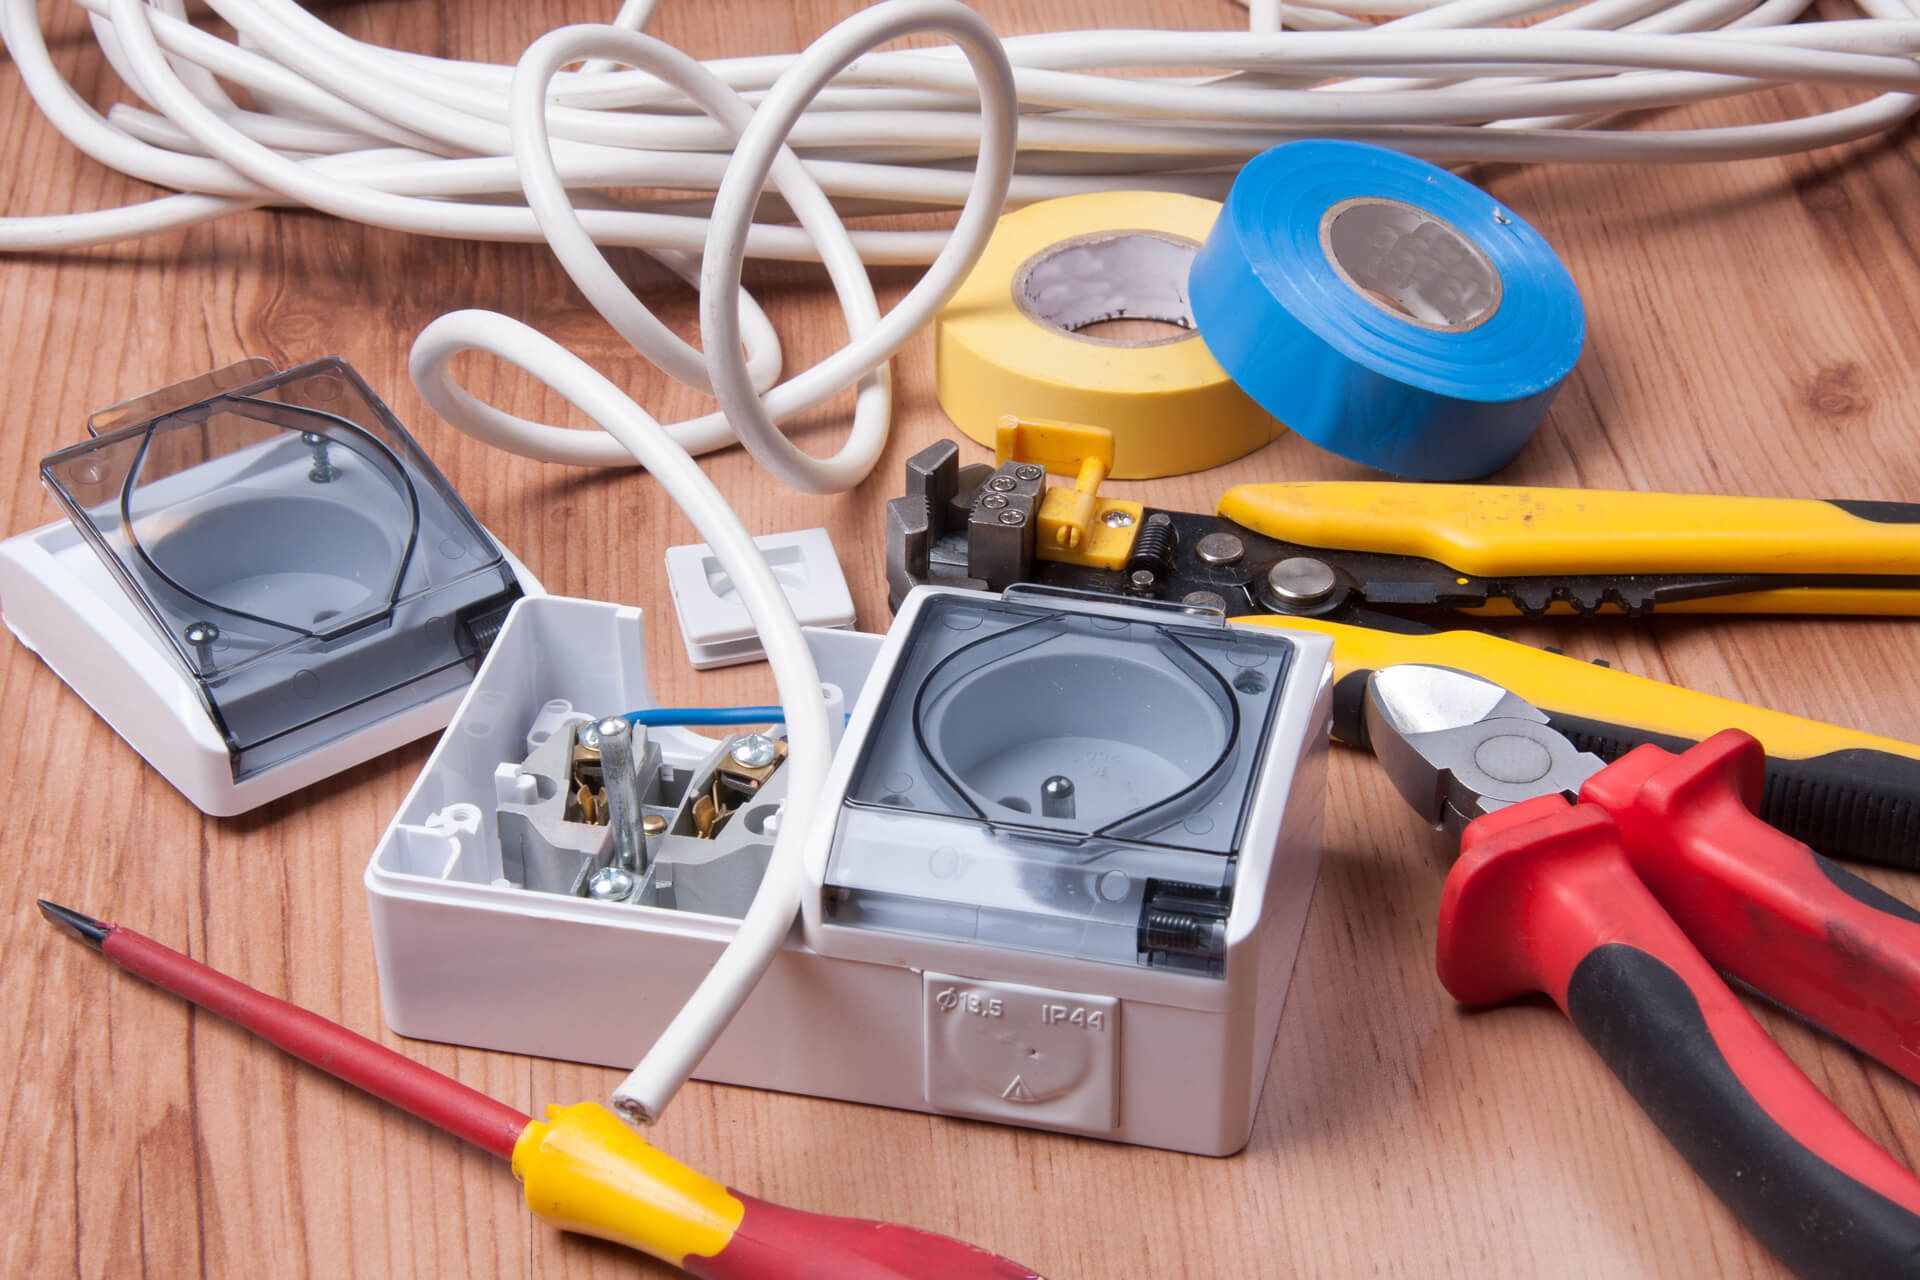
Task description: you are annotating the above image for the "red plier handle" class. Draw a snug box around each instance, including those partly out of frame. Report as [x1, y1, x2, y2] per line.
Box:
[1439, 732, 1920, 1279]
[1587, 730, 1920, 1086]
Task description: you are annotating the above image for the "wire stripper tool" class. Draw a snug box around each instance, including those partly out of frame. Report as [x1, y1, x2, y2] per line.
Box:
[1362, 664, 1920, 1279]
[887, 426, 1920, 868]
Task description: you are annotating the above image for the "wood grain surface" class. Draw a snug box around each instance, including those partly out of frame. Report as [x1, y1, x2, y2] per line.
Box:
[5, 2, 1920, 1276]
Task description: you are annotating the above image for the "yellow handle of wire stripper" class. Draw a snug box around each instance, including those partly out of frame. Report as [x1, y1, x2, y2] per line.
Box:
[1219, 484, 1920, 613]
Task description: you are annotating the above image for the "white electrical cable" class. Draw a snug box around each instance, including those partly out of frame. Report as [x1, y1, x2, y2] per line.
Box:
[6, 0, 1920, 1119]
[411, 310, 836, 1125]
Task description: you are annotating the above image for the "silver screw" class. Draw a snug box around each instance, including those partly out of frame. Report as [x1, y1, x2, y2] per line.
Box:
[1014, 464, 1044, 482]
[1041, 775, 1076, 819]
[1195, 532, 1245, 566]
[981, 494, 1008, 510]
[595, 717, 647, 873]
[988, 475, 1016, 493]
[1261, 557, 1338, 609]
[1128, 568, 1157, 594]
[1102, 509, 1136, 529]
[183, 621, 220, 669]
[585, 865, 637, 902]
[1182, 590, 1229, 613]
[301, 431, 335, 483]
[731, 732, 780, 769]
[998, 509, 1025, 526]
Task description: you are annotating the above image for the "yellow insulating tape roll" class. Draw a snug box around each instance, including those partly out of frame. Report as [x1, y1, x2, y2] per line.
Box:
[934, 191, 1279, 480]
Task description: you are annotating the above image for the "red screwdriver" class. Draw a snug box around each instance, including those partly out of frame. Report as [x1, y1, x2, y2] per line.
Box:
[39, 900, 1041, 1280]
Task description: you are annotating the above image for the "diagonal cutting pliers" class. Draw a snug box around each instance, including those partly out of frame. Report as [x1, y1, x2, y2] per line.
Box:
[1362, 663, 1920, 1278]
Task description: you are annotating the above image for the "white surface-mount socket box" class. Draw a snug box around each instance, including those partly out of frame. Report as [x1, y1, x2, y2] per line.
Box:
[366, 590, 1330, 1156]
[0, 511, 539, 816]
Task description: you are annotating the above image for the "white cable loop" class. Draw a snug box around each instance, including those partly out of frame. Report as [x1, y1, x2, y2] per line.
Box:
[410, 0, 1017, 1115]
[409, 309, 834, 1126]
[696, 1, 1016, 493]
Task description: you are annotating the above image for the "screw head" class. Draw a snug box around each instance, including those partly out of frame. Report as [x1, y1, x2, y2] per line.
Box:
[987, 475, 1016, 493]
[1182, 590, 1229, 612]
[1262, 557, 1338, 608]
[586, 865, 637, 902]
[641, 813, 667, 836]
[730, 732, 780, 768]
[184, 621, 220, 646]
[1128, 568, 1157, 592]
[1013, 464, 1044, 482]
[300, 431, 326, 447]
[997, 509, 1025, 526]
[1102, 509, 1136, 529]
[981, 494, 1008, 510]
[1195, 532, 1245, 566]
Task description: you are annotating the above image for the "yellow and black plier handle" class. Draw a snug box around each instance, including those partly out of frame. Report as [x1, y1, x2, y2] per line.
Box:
[1220, 482, 1920, 616]
[1239, 615, 1920, 870]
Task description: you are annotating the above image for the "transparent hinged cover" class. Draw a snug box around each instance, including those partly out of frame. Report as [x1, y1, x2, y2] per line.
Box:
[826, 592, 1293, 974]
[41, 358, 521, 781]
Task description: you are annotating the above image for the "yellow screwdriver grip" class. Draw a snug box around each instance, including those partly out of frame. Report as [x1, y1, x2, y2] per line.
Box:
[513, 1102, 745, 1267]
[1219, 485, 1920, 578]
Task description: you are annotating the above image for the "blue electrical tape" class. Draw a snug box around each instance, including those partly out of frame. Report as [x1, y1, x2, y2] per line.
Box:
[1188, 140, 1584, 480]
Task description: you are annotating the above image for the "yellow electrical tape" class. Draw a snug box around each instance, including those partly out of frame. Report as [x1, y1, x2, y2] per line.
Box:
[934, 191, 1279, 480]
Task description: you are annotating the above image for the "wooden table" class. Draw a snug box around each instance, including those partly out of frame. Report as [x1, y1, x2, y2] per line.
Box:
[5, 2, 1919, 1275]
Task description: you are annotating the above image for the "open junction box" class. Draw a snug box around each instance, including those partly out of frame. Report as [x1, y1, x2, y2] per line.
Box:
[367, 586, 1331, 1155]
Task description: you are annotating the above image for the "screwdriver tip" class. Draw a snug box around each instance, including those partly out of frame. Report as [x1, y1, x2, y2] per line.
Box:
[37, 899, 111, 950]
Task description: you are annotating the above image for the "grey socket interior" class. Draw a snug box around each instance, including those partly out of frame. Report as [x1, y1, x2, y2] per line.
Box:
[922, 647, 1230, 827]
[826, 592, 1295, 975]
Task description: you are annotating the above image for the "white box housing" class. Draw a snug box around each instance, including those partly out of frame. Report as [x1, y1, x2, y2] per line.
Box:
[365, 591, 1329, 1155]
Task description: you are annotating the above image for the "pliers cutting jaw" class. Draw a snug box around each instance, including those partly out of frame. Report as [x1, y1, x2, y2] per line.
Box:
[1362, 664, 1602, 833]
[1362, 662, 1920, 1279]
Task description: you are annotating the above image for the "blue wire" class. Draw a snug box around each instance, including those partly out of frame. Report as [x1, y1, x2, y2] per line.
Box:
[624, 705, 786, 728]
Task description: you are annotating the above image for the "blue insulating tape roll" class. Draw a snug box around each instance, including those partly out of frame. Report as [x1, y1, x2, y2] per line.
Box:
[1188, 140, 1584, 480]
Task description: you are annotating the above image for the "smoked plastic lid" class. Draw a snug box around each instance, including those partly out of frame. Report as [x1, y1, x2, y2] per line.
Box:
[42, 357, 522, 780]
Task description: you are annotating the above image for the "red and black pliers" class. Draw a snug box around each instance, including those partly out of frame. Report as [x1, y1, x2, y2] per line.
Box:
[1360, 664, 1920, 1278]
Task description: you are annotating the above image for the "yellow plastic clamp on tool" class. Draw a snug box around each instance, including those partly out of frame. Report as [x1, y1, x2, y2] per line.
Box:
[996, 416, 1142, 571]
[936, 192, 1278, 480]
